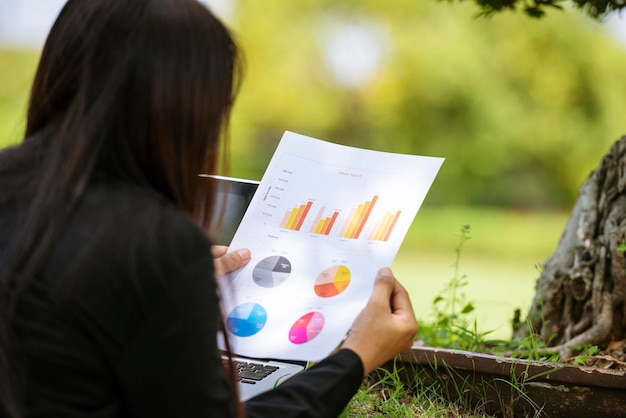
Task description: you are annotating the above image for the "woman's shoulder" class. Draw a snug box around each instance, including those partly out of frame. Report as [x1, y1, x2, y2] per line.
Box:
[41, 180, 215, 332]
[55, 180, 214, 290]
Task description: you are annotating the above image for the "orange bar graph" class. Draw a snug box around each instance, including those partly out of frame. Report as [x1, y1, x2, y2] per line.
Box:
[343, 204, 364, 238]
[372, 213, 393, 241]
[278, 194, 394, 239]
[382, 210, 402, 241]
[280, 211, 291, 228]
[371, 210, 402, 241]
[353, 195, 378, 238]
[342, 195, 379, 239]
[294, 201, 313, 230]
[314, 218, 326, 234]
[339, 208, 356, 237]
[310, 206, 326, 233]
[281, 200, 314, 231]
[322, 211, 339, 235]
[313, 210, 339, 235]
[281, 208, 299, 229]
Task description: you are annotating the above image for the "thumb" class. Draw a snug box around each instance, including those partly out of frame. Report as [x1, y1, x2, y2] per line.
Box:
[214, 248, 251, 278]
[368, 267, 395, 306]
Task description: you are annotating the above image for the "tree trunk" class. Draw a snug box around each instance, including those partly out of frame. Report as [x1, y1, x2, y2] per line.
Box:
[513, 136, 626, 359]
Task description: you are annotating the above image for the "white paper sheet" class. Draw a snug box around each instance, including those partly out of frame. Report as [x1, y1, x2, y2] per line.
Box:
[219, 131, 444, 361]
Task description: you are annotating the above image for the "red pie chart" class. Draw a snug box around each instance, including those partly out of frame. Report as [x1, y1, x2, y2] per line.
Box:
[314, 265, 351, 297]
[288, 312, 325, 344]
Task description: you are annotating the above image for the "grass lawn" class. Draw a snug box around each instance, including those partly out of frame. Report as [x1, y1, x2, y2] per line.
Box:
[392, 205, 570, 340]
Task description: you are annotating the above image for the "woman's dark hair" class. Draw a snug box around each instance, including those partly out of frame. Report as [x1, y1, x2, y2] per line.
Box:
[0, 0, 242, 415]
[25, 0, 102, 137]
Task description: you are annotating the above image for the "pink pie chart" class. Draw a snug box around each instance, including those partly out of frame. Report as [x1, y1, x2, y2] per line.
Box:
[288, 312, 325, 345]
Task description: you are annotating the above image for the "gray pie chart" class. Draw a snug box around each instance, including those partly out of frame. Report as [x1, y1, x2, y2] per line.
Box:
[252, 255, 292, 288]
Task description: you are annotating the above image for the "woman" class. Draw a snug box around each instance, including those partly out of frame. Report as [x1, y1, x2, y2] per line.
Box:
[0, 0, 418, 417]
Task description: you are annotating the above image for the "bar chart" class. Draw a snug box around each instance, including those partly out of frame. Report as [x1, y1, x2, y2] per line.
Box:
[368, 210, 403, 242]
[279, 200, 314, 231]
[275, 194, 401, 241]
[309, 206, 340, 236]
[338, 195, 379, 239]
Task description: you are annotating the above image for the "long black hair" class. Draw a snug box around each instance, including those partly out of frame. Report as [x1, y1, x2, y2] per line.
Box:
[0, 0, 242, 415]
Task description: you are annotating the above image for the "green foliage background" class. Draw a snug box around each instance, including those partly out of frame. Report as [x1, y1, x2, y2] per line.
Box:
[0, 50, 38, 147]
[228, 1, 626, 208]
[2, 1, 626, 209]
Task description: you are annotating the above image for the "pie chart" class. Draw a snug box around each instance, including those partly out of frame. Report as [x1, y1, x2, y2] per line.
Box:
[252, 255, 292, 288]
[226, 302, 267, 337]
[288, 312, 325, 344]
[314, 265, 351, 297]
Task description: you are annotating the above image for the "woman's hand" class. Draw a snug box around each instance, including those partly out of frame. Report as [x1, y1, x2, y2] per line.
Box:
[212, 245, 251, 279]
[341, 267, 418, 375]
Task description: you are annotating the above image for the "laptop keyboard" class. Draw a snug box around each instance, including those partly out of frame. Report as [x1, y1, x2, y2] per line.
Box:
[232, 359, 280, 385]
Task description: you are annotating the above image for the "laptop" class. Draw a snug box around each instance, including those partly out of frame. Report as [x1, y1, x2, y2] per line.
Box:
[201, 174, 307, 401]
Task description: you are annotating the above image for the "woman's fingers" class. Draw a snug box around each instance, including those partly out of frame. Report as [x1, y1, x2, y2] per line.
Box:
[211, 245, 229, 258]
[341, 267, 418, 375]
[369, 267, 395, 306]
[213, 247, 251, 279]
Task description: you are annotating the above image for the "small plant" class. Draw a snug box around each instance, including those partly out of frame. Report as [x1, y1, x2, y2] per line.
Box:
[343, 359, 494, 417]
[341, 359, 422, 418]
[418, 225, 493, 351]
[571, 344, 600, 366]
[515, 321, 558, 362]
[489, 317, 560, 362]
[491, 365, 548, 418]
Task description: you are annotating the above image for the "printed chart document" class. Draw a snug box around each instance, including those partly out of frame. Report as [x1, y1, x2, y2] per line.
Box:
[219, 131, 444, 361]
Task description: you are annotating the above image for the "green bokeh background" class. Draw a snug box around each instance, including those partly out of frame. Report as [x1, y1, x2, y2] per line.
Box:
[1, 1, 625, 339]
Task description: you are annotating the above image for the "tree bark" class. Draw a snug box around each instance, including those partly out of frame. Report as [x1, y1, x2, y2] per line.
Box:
[513, 136, 626, 359]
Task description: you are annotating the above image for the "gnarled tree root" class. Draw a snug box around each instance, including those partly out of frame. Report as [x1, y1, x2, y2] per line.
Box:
[514, 136, 626, 359]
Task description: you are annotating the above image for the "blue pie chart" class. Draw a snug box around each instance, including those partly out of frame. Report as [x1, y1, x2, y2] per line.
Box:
[226, 302, 268, 337]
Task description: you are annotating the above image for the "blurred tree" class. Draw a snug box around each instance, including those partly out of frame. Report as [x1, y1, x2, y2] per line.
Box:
[448, 0, 626, 18]
[229, 0, 626, 208]
[443, 0, 626, 359]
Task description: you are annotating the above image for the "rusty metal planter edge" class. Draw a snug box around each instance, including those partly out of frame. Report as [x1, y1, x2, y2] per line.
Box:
[381, 345, 626, 417]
